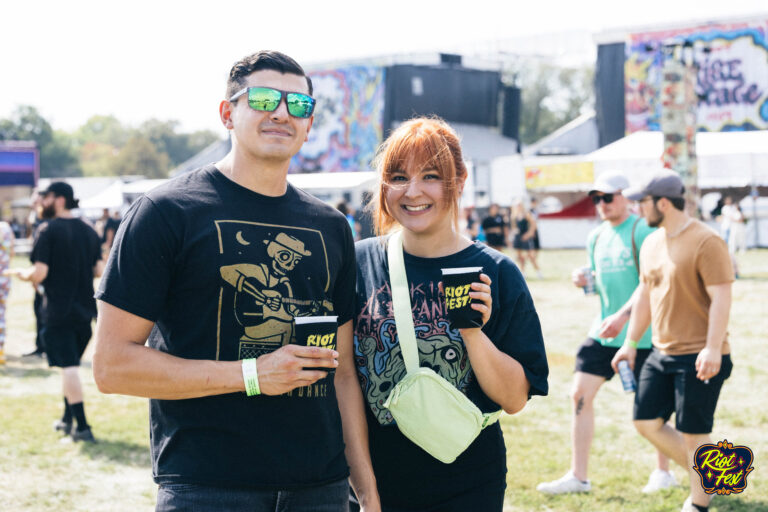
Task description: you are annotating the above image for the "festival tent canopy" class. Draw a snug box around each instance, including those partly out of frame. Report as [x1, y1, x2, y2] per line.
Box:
[589, 130, 768, 188]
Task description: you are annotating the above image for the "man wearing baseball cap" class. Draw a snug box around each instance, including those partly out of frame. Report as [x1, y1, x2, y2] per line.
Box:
[538, 171, 676, 495]
[612, 169, 734, 512]
[6, 181, 103, 442]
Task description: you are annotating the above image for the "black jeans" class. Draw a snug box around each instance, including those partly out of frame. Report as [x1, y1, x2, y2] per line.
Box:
[156, 478, 349, 512]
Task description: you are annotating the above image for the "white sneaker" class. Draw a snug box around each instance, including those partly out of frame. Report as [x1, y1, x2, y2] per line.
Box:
[537, 472, 591, 494]
[680, 496, 696, 512]
[643, 469, 677, 493]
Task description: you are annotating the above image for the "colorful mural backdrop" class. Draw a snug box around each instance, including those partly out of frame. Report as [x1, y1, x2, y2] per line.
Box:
[625, 19, 768, 133]
[291, 66, 385, 173]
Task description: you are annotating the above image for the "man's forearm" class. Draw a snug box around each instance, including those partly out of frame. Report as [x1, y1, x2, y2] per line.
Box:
[617, 285, 642, 318]
[626, 285, 651, 343]
[93, 340, 244, 399]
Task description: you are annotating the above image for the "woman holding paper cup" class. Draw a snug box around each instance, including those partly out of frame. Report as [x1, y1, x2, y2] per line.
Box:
[349, 117, 549, 511]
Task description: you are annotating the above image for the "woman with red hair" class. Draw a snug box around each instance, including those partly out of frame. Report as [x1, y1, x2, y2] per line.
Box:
[348, 117, 549, 511]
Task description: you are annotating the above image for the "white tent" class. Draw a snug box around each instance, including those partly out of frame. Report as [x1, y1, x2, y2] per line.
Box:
[77, 180, 125, 211]
[286, 171, 377, 207]
[590, 130, 768, 188]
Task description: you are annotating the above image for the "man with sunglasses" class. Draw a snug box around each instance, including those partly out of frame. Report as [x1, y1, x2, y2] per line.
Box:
[93, 51, 376, 511]
[612, 170, 733, 512]
[538, 171, 676, 495]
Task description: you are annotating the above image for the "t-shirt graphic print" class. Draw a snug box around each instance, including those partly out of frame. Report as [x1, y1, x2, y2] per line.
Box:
[217, 222, 336, 398]
[356, 278, 473, 424]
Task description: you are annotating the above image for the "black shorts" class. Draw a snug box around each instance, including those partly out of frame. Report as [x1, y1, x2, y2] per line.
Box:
[43, 321, 92, 368]
[575, 337, 651, 381]
[512, 235, 534, 251]
[634, 350, 733, 434]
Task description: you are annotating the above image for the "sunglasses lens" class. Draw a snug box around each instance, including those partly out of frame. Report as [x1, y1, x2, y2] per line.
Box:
[248, 87, 282, 112]
[591, 194, 615, 204]
[286, 93, 316, 118]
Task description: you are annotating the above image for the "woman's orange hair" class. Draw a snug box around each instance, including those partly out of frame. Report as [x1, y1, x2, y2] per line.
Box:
[371, 117, 467, 236]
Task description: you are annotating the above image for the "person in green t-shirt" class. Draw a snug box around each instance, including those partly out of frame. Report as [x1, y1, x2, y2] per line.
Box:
[537, 172, 677, 495]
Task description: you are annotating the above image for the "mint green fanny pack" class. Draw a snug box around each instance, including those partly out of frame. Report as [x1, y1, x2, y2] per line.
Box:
[384, 232, 502, 464]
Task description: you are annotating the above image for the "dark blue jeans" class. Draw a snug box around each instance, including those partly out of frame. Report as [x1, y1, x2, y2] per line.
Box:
[156, 479, 349, 512]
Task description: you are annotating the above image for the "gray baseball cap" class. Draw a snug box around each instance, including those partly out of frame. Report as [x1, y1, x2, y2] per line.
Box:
[624, 170, 685, 201]
[588, 171, 630, 195]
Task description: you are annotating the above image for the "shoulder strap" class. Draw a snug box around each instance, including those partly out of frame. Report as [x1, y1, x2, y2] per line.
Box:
[387, 231, 420, 374]
[631, 217, 641, 273]
[387, 231, 503, 425]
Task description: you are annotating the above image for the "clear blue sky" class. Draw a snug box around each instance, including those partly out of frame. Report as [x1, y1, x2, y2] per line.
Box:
[2, 0, 766, 136]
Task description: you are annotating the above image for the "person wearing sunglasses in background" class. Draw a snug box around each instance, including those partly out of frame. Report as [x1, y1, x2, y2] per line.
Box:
[92, 51, 374, 512]
[538, 171, 677, 495]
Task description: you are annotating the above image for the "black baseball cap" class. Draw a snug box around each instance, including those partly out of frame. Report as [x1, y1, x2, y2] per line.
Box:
[42, 181, 79, 209]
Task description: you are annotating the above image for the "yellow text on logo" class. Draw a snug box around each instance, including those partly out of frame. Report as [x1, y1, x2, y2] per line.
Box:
[445, 285, 472, 310]
[307, 333, 336, 349]
[698, 449, 745, 487]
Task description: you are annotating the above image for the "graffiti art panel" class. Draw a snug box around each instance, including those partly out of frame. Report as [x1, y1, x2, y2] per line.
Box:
[625, 19, 768, 134]
[291, 66, 385, 173]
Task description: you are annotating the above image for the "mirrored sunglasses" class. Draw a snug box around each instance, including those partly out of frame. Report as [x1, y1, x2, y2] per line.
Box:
[229, 87, 316, 119]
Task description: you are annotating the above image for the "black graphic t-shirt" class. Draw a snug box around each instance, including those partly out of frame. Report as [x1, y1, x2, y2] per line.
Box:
[354, 237, 549, 509]
[96, 165, 356, 490]
[33, 218, 100, 326]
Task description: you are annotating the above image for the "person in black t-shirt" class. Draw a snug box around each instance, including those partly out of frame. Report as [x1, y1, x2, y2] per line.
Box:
[92, 51, 373, 512]
[349, 118, 549, 512]
[481, 203, 507, 252]
[6, 182, 103, 442]
[101, 210, 121, 255]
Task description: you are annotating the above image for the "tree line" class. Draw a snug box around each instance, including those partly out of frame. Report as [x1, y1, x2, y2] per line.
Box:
[0, 106, 220, 179]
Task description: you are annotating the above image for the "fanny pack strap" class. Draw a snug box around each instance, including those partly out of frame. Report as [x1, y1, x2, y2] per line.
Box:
[387, 231, 420, 374]
[387, 231, 502, 427]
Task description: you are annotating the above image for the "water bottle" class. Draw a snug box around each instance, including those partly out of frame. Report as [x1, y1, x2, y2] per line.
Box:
[617, 360, 636, 393]
[581, 266, 596, 295]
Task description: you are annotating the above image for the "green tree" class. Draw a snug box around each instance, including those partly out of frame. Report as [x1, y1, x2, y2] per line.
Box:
[80, 141, 119, 177]
[42, 131, 81, 177]
[504, 62, 594, 145]
[0, 105, 81, 177]
[111, 135, 170, 178]
[139, 119, 219, 167]
[74, 115, 130, 147]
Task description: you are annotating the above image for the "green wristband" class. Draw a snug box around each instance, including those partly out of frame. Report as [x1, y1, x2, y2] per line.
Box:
[626, 339, 639, 349]
[242, 358, 261, 396]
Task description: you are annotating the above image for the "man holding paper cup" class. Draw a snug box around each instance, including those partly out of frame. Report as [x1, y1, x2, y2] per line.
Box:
[92, 51, 377, 511]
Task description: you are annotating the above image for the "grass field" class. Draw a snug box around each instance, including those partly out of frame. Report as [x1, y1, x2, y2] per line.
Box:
[1, 250, 766, 511]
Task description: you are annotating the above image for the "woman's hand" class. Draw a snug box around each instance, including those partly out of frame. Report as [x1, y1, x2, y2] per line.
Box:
[464, 273, 492, 329]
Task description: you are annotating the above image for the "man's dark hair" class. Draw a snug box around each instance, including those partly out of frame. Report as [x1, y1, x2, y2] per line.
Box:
[654, 196, 685, 211]
[226, 51, 313, 99]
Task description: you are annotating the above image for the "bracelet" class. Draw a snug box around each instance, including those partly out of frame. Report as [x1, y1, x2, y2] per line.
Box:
[625, 339, 639, 349]
[241, 358, 261, 396]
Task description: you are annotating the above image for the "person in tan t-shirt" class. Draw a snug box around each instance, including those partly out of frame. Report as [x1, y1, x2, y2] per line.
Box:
[612, 170, 733, 512]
